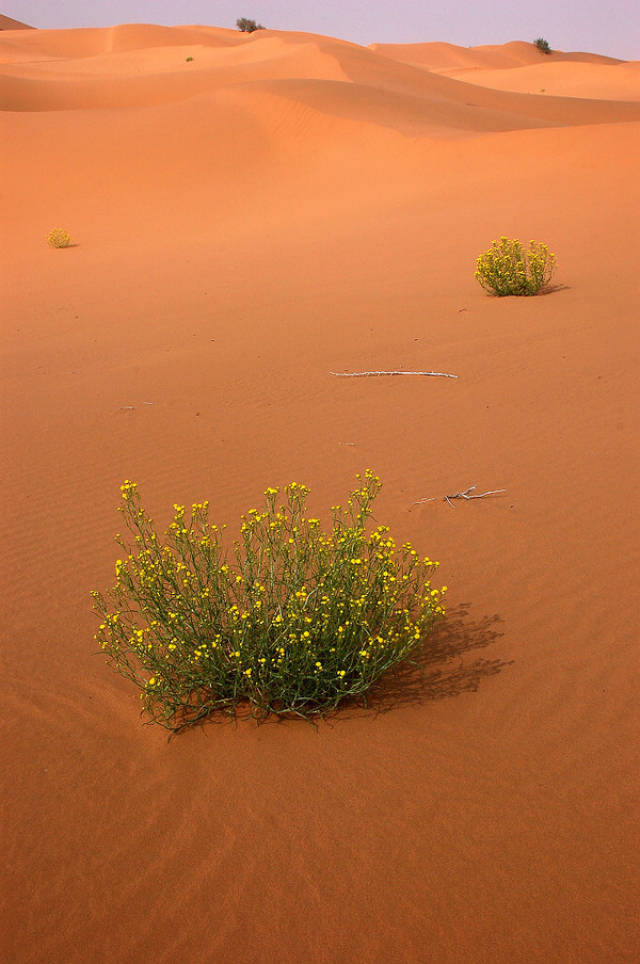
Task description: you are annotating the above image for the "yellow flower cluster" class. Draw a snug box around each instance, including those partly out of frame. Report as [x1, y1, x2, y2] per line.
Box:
[120, 480, 138, 501]
[475, 237, 556, 296]
[46, 228, 72, 248]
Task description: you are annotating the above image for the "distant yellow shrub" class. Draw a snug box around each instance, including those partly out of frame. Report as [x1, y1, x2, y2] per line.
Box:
[475, 237, 556, 296]
[46, 228, 72, 248]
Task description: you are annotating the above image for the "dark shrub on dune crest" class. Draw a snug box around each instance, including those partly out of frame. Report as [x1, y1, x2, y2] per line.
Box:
[236, 18, 265, 33]
[534, 37, 552, 54]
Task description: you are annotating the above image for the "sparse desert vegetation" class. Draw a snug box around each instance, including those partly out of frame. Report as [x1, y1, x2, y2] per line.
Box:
[236, 17, 265, 32]
[3, 17, 638, 964]
[534, 37, 552, 54]
[475, 237, 556, 295]
[46, 228, 72, 248]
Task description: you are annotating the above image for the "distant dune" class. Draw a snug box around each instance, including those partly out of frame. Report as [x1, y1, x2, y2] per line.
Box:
[0, 13, 33, 30]
[1, 22, 639, 964]
[370, 39, 625, 69]
[372, 39, 639, 101]
[1, 25, 639, 122]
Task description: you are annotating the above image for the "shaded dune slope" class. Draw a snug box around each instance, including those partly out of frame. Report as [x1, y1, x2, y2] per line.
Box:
[0, 13, 33, 30]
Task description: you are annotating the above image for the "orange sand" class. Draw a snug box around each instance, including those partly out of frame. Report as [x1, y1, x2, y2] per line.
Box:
[1, 24, 639, 964]
[373, 40, 640, 101]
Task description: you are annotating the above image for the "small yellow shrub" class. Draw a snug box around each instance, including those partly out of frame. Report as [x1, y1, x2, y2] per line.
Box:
[46, 228, 72, 248]
[475, 237, 556, 296]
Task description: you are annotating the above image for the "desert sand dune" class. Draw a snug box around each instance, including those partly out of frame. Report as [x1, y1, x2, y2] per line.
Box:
[440, 60, 640, 101]
[371, 38, 624, 70]
[372, 38, 639, 101]
[0, 13, 32, 30]
[2, 26, 639, 129]
[1, 20, 639, 964]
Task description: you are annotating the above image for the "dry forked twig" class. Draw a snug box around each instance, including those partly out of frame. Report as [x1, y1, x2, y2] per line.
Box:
[411, 485, 506, 508]
[330, 370, 458, 379]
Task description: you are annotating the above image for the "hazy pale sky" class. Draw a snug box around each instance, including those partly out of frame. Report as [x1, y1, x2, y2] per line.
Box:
[5, 1, 640, 60]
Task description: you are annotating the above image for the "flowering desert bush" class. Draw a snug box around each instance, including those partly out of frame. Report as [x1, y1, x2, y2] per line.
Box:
[93, 472, 446, 730]
[46, 228, 72, 248]
[475, 236, 556, 296]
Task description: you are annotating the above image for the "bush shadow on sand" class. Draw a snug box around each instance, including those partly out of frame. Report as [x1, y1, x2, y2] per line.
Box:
[537, 282, 571, 296]
[362, 603, 510, 718]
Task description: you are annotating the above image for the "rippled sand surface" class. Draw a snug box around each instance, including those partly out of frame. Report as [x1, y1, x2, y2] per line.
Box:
[2, 22, 639, 963]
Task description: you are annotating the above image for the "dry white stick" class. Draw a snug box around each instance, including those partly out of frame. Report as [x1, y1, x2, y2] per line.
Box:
[411, 485, 506, 508]
[330, 370, 458, 379]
